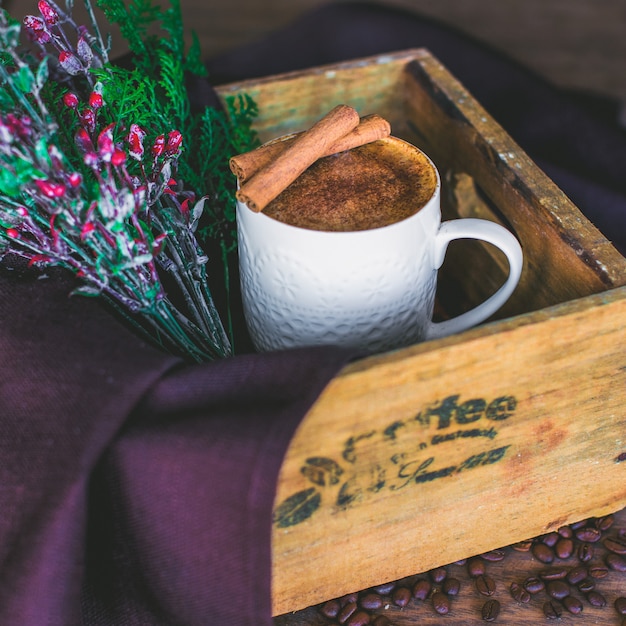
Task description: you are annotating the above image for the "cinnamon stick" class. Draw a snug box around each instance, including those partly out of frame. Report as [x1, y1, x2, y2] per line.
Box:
[230, 114, 391, 183]
[235, 104, 361, 213]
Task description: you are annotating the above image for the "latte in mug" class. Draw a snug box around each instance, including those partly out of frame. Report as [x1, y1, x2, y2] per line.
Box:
[263, 136, 438, 232]
[236, 131, 523, 353]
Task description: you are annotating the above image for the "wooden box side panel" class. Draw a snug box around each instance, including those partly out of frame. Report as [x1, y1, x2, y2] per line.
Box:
[218, 49, 626, 320]
[272, 288, 626, 614]
[401, 54, 626, 312]
[216, 51, 415, 142]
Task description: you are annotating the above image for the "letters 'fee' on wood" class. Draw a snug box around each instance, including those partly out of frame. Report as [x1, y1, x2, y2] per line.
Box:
[216, 49, 626, 615]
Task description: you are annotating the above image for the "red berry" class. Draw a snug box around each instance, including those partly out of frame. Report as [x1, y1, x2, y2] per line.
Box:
[89, 92, 103, 109]
[38, 1, 59, 25]
[63, 92, 79, 109]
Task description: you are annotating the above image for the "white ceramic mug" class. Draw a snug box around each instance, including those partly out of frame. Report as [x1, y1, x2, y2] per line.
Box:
[236, 137, 522, 353]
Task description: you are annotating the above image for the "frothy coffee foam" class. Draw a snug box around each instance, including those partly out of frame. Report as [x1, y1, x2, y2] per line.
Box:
[263, 136, 437, 231]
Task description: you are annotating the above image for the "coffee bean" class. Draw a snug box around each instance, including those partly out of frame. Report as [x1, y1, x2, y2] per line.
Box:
[571, 520, 588, 530]
[566, 566, 588, 585]
[337, 601, 358, 624]
[321, 599, 341, 618]
[475, 574, 496, 596]
[606, 553, 626, 571]
[546, 580, 570, 600]
[588, 565, 609, 578]
[539, 567, 568, 580]
[347, 610, 371, 626]
[577, 542, 594, 562]
[511, 540, 532, 552]
[453, 558, 467, 566]
[480, 549, 506, 562]
[595, 514, 614, 531]
[341, 593, 358, 606]
[510, 582, 531, 603]
[481, 599, 500, 622]
[575, 526, 602, 543]
[586, 591, 607, 607]
[359, 593, 382, 611]
[372, 582, 396, 595]
[616, 597, 626, 616]
[523, 576, 545, 594]
[558, 525, 574, 538]
[543, 600, 563, 619]
[467, 557, 486, 577]
[562, 595, 583, 615]
[542, 532, 560, 547]
[578, 578, 595, 593]
[391, 586, 411, 608]
[605, 537, 626, 555]
[429, 566, 447, 584]
[532, 542, 555, 563]
[431, 591, 450, 615]
[412, 579, 431, 601]
[442, 577, 461, 596]
[372, 616, 390, 626]
[555, 538, 574, 559]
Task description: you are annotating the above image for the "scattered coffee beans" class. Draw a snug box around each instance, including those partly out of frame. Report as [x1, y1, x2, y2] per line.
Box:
[475, 574, 496, 596]
[543, 599, 563, 619]
[539, 566, 568, 580]
[566, 565, 587, 585]
[442, 577, 461, 596]
[588, 565, 609, 579]
[359, 593, 382, 611]
[467, 557, 486, 578]
[523, 576, 545, 594]
[555, 537, 574, 559]
[575, 526, 602, 543]
[391, 586, 411, 608]
[429, 567, 447, 584]
[577, 542, 594, 562]
[546, 580, 570, 600]
[480, 549, 505, 562]
[510, 582, 531, 604]
[411, 579, 431, 601]
[586, 590, 607, 607]
[481, 599, 500, 622]
[346, 610, 370, 626]
[607, 553, 626, 571]
[542, 532, 560, 547]
[337, 601, 358, 624]
[532, 542, 555, 564]
[372, 582, 396, 595]
[562, 595, 583, 615]
[321, 599, 341, 619]
[431, 591, 450, 615]
[605, 536, 626, 555]
[310, 512, 625, 626]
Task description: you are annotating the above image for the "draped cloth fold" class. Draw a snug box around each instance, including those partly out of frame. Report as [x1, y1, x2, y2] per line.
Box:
[2, 3, 626, 625]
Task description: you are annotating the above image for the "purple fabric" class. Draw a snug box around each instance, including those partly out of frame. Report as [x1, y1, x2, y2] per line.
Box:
[2, 3, 626, 625]
[0, 261, 351, 624]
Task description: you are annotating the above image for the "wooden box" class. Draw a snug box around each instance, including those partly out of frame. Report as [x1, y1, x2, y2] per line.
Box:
[215, 49, 626, 615]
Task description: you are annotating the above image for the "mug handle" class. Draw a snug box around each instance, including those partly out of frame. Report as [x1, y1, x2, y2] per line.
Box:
[426, 218, 523, 340]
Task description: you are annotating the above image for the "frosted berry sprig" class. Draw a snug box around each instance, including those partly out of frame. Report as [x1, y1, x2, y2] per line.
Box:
[0, 7, 231, 361]
[22, 0, 109, 86]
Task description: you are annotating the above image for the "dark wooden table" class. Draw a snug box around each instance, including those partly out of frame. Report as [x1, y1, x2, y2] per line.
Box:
[275, 506, 626, 625]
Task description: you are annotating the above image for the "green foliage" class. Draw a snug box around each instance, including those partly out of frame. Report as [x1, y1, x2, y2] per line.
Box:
[96, 0, 160, 60]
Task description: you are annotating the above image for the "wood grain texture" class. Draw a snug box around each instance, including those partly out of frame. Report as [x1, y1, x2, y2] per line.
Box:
[216, 50, 626, 615]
